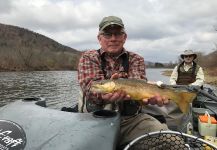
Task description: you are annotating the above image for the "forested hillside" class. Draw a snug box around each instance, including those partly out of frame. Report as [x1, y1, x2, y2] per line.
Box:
[0, 23, 81, 71]
[200, 50, 217, 68]
[0, 23, 216, 71]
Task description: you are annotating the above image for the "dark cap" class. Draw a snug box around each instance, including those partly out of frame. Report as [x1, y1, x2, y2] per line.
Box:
[99, 16, 124, 31]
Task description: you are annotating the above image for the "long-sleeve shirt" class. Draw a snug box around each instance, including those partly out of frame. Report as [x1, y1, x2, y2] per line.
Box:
[78, 48, 147, 102]
[170, 62, 204, 86]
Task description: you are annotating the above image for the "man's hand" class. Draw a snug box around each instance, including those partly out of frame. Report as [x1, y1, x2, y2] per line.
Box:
[142, 94, 169, 107]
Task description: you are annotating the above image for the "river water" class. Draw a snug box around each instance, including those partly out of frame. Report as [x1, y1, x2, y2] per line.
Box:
[0, 68, 216, 109]
[0, 71, 79, 109]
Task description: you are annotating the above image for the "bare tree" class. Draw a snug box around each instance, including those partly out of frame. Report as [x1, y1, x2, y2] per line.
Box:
[17, 48, 34, 69]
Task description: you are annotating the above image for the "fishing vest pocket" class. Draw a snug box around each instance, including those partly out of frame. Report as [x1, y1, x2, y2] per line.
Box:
[120, 101, 141, 116]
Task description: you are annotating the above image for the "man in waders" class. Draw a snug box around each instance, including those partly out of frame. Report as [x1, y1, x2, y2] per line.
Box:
[167, 50, 204, 132]
[77, 16, 169, 149]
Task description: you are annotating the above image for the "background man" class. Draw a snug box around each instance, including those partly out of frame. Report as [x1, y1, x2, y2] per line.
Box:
[170, 50, 204, 86]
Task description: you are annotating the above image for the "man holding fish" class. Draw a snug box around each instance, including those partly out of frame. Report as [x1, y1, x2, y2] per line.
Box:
[77, 16, 196, 148]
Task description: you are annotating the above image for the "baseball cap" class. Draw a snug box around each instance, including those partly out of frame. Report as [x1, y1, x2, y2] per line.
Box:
[99, 16, 124, 31]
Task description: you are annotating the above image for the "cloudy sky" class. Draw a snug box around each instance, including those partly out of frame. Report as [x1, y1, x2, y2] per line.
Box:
[0, 0, 217, 63]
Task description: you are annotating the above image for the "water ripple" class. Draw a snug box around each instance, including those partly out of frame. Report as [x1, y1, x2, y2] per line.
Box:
[0, 71, 79, 109]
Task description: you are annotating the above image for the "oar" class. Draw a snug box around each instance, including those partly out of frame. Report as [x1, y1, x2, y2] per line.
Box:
[192, 87, 217, 102]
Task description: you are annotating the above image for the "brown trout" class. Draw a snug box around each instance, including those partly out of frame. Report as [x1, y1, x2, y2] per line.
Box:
[90, 79, 197, 113]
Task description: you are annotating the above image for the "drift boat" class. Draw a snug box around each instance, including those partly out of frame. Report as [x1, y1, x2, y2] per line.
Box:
[1, 86, 217, 150]
[0, 98, 120, 150]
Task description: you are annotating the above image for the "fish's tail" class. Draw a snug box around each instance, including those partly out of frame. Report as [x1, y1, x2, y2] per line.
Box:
[175, 91, 197, 114]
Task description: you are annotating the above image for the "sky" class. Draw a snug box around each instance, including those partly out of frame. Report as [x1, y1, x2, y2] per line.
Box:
[0, 0, 217, 63]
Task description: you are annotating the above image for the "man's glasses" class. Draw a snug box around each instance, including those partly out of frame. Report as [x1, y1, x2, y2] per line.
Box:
[101, 32, 125, 39]
[184, 55, 194, 58]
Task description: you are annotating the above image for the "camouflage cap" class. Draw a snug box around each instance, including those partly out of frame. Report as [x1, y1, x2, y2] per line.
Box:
[99, 16, 124, 31]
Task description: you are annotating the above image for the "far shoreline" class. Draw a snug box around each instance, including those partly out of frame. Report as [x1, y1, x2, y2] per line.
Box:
[1, 68, 216, 87]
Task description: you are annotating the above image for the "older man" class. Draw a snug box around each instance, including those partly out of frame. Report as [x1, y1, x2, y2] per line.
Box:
[170, 50, 204, 86]
[77, 16, 168, 148]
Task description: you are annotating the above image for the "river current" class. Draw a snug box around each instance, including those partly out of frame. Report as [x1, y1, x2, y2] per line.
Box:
[0, 68, 216, 109]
